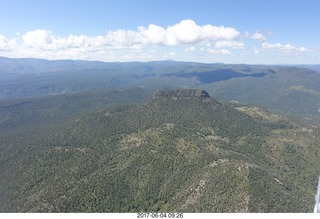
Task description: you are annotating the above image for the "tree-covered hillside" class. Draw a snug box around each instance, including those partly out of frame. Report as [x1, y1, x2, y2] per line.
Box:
[1, 89, 319, 212]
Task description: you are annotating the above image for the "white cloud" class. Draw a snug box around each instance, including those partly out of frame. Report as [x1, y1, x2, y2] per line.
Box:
[207, 48, 231, 55]
[22, 29, 54, 49]
[245, 32, 267, 42]
[104, 19, 240, 46]
[0, 19, 316, 63]
[253, 47, 261, 54]
[0, 19, 242, 60]
[156, 19, 203, 45]
[184, 46, 197, 52]
[0, 35, 8, 50]
[261, 42, 312, 53]
[250, 33, 267, 41]
[5, 19, 239, 53]
[215, 40, 245, 49]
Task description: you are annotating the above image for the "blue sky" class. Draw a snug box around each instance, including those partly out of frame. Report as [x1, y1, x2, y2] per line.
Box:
[0, 0, 319, 64]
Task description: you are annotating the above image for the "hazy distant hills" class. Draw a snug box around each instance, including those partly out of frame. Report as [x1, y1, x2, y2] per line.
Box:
[1, 89, 319, 212]
[203, 66, 320, 125]
[0, 88, 152, 132]
[1, 57, 319, 125]
[1, 57, 320, 211]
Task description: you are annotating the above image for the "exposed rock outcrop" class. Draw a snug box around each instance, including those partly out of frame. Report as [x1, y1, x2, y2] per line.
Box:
[153, 89, 210, 99]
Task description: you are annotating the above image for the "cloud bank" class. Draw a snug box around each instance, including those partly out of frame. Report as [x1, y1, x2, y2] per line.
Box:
[261, 42, 311, 53]
[0, 19, 315, 63]
[12, 19, 240, 51]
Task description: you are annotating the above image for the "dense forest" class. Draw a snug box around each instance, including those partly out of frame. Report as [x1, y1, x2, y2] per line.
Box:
[1, 88, 319, 212]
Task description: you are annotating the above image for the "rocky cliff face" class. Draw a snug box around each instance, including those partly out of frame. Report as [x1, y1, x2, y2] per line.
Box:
[153, 89, 210, 99]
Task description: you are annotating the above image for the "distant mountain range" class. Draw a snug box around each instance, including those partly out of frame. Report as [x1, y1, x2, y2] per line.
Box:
[1, 88, 319, 212]
[1, 56, 319, 125]
[1, 57, 320, 212]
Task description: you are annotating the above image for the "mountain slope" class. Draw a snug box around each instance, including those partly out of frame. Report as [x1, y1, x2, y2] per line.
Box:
[0, 89, 319, 212]
[201, 66, 320, 125]
[1, 57, 320, 125]
[0, 87, 152, 132]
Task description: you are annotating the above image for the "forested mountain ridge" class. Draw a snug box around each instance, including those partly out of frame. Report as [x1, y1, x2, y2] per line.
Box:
[1, 57, 320, 125]
[1, 89, 319, 212]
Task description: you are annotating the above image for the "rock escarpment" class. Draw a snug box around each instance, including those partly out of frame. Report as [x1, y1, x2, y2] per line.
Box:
[153, 89, 210, 99]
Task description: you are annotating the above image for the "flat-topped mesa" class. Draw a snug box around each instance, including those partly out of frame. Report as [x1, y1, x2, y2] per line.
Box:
[153, 89, 211, 99]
